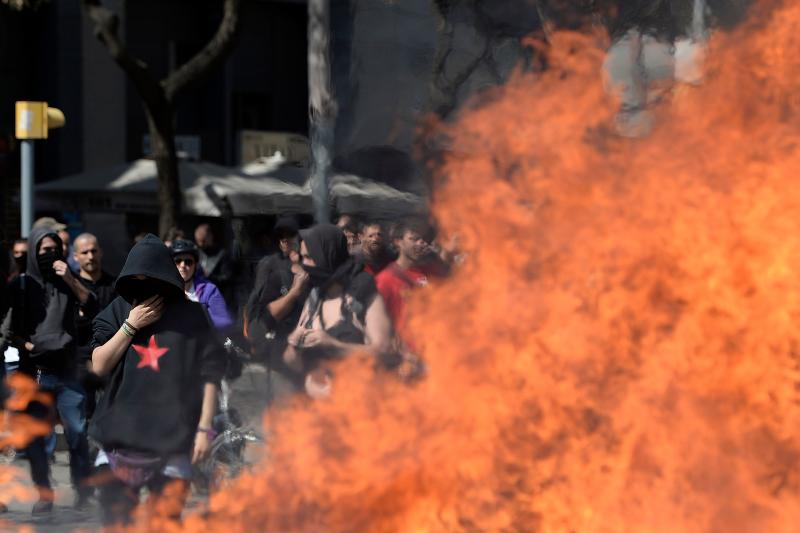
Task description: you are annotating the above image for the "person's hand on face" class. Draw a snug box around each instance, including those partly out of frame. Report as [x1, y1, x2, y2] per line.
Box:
[127, 295, 165, 330]
[290, 269, 310, 292]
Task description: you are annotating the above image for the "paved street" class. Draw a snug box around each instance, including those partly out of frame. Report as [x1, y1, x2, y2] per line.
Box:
[0, 364, 271, 533]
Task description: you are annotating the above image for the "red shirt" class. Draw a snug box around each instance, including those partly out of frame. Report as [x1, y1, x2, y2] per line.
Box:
[375, 262, 434, 339]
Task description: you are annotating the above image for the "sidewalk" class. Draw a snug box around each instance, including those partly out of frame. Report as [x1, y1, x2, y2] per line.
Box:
[0, 363, 271, 532]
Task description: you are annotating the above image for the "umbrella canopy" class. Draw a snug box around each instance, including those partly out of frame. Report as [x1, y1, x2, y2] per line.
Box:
[37, 156, 424, 219]
[187, 174, 311, 216]
[36, 159, 233, 193]
[240, 153, 307, 186]
[242, 152, 425, 217]
[37, 159, 310, 216]
[329, 173, 425, 218]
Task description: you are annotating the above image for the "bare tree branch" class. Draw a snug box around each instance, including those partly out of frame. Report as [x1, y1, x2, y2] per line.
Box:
[80, 0, 163, 110]
[162, 0, 242, 101]
[81, 0, 243, 235]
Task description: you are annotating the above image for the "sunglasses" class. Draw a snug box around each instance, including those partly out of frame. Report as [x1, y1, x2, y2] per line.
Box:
[174, 258, 195, 267]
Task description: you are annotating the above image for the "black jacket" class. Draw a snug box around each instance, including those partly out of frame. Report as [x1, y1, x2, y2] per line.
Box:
[6, 227, 88, 375]
[76, 271, 117, 358]
[89, 234, 226, 455]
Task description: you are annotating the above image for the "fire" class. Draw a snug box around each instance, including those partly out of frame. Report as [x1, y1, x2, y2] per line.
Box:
[185, 0, 799, 525]
[10, 0, 800, 530]
[0, 373, 56, 524]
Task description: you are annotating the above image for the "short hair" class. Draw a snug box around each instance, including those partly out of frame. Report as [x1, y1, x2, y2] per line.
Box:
[73, 233, 99, 253]
[342, 222, 360, 236]
[13, 238, 27, 246]
[392, 217, 434, 242]
[194, 222, 212, 235]
[358, 220, 382, 234]
[73, 232, 100, 246]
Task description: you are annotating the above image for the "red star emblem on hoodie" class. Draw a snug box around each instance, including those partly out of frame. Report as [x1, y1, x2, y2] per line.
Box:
[132, 335, 169, 372]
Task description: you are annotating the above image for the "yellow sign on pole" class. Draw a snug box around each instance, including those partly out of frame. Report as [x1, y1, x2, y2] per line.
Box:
[15, 101, 65, 140]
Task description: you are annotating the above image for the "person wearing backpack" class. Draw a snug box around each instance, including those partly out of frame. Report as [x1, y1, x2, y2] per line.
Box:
[283, 224, 392, 399]
[244, 218, 309, 400]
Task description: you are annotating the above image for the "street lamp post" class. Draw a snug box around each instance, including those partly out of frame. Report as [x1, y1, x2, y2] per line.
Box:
[20, 139, 34, 237]
[14, 101, 65, 237]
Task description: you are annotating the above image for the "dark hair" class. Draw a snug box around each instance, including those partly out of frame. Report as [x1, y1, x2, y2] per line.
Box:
[274, 216, 299, 240]
[341, 221, 360, 235]
[13, 238, 27, 246]
[392, 217, 434, 242]
[163, 227, 185, 242]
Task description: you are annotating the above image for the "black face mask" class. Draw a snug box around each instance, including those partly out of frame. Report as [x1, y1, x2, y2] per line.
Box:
[36, 250, 60, 280]
[134, 279, 173, 301]
[302, 264, 332, 289]
[13, 253, 27, 272]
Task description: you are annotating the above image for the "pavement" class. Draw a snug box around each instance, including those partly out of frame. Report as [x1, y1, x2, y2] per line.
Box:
[0, 364, 273, 533]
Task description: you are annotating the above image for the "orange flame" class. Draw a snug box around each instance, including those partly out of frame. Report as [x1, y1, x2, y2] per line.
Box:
[0, 373, 58, 527]
[18, 0, 800, 530]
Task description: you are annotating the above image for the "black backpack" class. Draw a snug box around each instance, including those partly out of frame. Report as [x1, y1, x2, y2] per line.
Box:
[244, 257, 294, 358]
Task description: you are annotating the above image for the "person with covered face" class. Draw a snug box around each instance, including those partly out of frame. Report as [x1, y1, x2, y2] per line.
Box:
[283, 224, 392, 399]
[244, 217, 309, 400]
[7, 238, 28, 282]
[1, 226, 94, 513]
[89, 234, 226, 526]
[169, 239, 233, 332]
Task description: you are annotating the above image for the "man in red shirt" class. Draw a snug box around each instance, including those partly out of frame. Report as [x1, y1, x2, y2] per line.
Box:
[375, 218, 438, 342]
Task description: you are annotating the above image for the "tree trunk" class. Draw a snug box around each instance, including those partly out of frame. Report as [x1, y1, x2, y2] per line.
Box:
[82, 0, 242, 238]
[308, 0, 335, 224]
[146, 107, 181, 237]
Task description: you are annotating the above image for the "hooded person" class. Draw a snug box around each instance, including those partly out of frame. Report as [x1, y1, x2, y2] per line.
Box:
[2, 225, 94, 514]
[89, 234, 226, 526]
[283, 224, 392, 399]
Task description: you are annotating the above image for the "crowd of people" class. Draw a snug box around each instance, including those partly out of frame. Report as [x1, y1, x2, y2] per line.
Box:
[0, 212, 458, 525]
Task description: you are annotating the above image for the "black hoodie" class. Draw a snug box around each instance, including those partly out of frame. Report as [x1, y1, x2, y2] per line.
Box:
[89, 234, 226, 456]
[7, 226, 86, 374]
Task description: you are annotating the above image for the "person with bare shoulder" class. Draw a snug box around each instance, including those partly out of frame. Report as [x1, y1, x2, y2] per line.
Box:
[283, 224, 392, 399]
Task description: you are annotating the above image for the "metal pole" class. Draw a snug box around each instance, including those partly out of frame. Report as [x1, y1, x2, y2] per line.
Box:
[20, 139, 34, 238]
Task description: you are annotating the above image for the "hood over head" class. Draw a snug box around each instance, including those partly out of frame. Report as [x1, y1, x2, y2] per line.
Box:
[115, 234, 185, 304]
[27, 225, 64, 284]
[299, 224, 363, 291]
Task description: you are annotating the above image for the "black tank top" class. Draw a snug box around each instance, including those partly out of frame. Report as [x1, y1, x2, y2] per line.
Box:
[299, 273, 376, 361]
